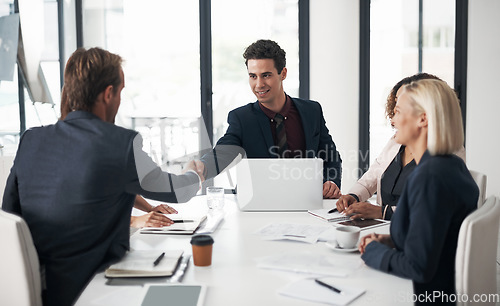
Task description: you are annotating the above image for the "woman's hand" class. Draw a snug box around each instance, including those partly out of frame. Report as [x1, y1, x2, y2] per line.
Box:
[336, 194, 357, 212]
[343, 202, 382, 220]
[151, 204, 178, 214]
[358, 233, 393, 254]
[130, 212, 174, 228]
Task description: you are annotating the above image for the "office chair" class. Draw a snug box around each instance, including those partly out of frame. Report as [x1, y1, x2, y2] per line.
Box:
[469, 170, 487, 207]
[0, 210, 42, 306]
[455, 195, 500, 306]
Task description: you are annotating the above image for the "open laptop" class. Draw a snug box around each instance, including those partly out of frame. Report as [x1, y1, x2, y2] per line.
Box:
[236, 158, 323, 211]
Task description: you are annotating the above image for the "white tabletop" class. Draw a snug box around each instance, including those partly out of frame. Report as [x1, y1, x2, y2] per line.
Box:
[76, 195, 412, 306]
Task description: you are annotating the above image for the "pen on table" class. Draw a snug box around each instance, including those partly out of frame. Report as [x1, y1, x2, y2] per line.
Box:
[328, 207, 338, 213]
[283, 234, 306, 238]
[153, 252, 165, 266]
[315, 279, 343, 294]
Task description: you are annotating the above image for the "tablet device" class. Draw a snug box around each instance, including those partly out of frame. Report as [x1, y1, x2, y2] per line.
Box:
[141, 284, 206, 306]
[335, 219, 389, 230]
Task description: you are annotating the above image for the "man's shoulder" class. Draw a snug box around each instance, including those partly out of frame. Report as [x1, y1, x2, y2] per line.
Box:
[228, 102, 260, 118]
[291, 97, 321, 108]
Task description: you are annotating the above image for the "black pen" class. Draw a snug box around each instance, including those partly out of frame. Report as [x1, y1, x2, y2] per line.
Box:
[328, 207, 338, 213]
[315, 279, 343, 294]
[173, 220, 194, 223]
[153, 252, 165, 266]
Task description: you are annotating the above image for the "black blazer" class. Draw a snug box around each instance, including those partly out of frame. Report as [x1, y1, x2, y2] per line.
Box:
[361, 151, 478, 303]
[2, 111, 199, 306]
[202, 97, 342, 187]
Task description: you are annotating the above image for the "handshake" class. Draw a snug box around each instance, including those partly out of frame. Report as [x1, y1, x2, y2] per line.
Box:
[184, 160, 206, 183]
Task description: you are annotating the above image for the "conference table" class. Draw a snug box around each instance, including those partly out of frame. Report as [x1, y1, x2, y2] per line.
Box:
[76, 195, 412, 306]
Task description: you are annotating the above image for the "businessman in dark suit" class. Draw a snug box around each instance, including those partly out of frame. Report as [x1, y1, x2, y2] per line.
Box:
[200, 39, 342, 198]
[1, 48, 203, 306]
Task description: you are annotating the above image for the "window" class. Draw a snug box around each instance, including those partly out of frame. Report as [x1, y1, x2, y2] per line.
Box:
[211, 0, 300, 186]
[0, 0, 60, 156]
[369, 0, 455, 164]
[82, 0, 201, 168]
[211, 0, 300, 143]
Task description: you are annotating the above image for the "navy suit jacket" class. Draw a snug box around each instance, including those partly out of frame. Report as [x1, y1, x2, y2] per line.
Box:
[1, 111, 199, 306]
[202, 97, 342, 187]
[361, 151, 478, 302]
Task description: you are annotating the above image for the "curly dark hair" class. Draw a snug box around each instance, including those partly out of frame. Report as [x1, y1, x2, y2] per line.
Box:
[243, 39, 286, 74]
[386, 73, 442, 119]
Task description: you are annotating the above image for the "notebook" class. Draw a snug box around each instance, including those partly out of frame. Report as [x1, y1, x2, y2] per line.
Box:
[308, 208, 352, 223]
[105, 250, 183, 278]
[140, 215, 207, 235]
[236, 158, 323, 211]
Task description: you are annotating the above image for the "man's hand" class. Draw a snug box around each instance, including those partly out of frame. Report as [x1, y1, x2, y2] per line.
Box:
[151, 204, 177, 214]
[336, 194, 357, 213]
[343, 202, 382, 220]
[323, 181, 341, 199]
[194, 160, 206, 182]
[130, 212, 174, 228]
[184, 160, 205, 182]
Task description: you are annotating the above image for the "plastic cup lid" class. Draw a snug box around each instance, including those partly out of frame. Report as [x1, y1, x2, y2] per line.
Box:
[190, 234, 214, 246]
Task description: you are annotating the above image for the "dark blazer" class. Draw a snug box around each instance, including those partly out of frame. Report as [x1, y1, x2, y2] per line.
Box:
[202, 97, 342, 187]
[361, 151, 478, 304]
[1, 111, 199, 306]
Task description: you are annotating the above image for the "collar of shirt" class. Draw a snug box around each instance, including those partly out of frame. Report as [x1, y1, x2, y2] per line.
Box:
[258, 94, 292, 119]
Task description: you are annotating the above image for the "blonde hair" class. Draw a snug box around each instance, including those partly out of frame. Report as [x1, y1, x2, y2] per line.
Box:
[400, 79, 464, 155]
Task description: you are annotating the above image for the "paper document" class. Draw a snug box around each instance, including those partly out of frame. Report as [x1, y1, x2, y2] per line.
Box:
[255, 223, 330, 243]
[195, 214, 224, 234]
[308, 208, 352, 223]
[279, 277, 365, 305]
[256, 252, 360, 277]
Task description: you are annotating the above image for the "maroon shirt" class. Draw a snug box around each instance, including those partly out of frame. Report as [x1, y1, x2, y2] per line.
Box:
[258, 95, 306, 158]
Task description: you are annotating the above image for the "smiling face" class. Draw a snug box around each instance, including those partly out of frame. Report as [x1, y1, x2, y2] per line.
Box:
[392, 90, 425, 147]
[247, 58, 287, 109]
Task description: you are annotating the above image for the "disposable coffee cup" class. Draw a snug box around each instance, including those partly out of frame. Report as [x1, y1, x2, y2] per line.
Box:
[335, 226, 360, 249]
[190, 234, 214, 266]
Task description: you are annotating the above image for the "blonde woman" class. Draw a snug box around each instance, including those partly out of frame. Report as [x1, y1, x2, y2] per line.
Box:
[337, 73, 465, 220]
[358, 79, 478, 304]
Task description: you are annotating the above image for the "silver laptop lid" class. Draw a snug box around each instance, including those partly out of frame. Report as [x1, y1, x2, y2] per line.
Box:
[236, 158, 323, 211]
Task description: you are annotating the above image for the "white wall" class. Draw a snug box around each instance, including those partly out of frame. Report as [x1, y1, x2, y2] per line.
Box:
[466, 0, 500, 198]
[310, 0, 359, 192]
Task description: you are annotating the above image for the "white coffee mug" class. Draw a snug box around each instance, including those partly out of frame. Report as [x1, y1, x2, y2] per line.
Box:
[335, 226, 360, 249]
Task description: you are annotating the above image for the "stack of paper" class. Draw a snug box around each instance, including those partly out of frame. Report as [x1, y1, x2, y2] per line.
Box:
[279, 277, 365, 305]
[256, 252, 361, 277]
[255, 223, 330, 243]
